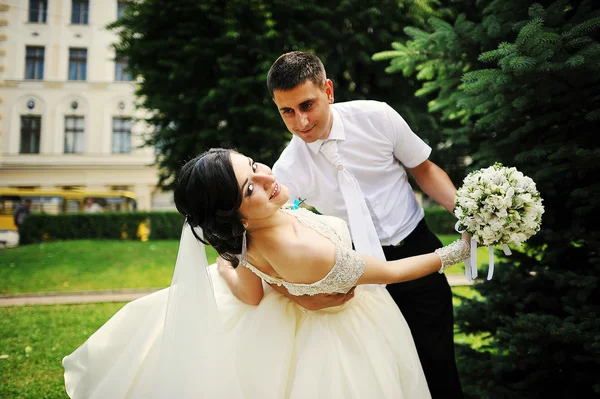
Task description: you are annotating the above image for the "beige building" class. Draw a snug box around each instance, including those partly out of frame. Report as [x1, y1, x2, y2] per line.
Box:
[0, 0, 173, 210]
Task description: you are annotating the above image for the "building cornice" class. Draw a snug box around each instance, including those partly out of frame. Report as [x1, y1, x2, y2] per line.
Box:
[0, 154, 156, 169]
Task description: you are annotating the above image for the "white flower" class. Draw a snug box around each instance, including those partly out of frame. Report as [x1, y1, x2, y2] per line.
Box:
[455, 163, 544, 247]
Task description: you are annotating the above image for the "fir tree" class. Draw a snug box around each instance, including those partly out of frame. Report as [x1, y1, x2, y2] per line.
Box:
[376, 0, 600, 397]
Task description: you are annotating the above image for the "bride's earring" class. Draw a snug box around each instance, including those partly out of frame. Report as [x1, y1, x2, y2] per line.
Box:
[240, 225, 248, 266]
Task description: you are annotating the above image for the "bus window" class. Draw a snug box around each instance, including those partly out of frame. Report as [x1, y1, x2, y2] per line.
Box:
[84, 198, 104, 213]
[104, 197, 126, 212]
[66, 199, 82, 213]
[0, 196, 20, 217]
[0, 189, 137, 230]
[32, 196, 64, 214]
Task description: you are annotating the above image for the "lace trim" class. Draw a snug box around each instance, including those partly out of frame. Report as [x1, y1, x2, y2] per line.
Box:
[243, 208, 366, 296]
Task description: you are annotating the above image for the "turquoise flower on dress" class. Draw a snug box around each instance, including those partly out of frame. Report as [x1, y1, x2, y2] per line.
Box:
[290, 198, 306, 210]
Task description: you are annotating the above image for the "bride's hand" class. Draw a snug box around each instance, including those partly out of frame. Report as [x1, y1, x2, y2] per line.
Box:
[217, 256, 236, 284]
[300, 289, 356, 311]
[461, 232, 471, 246]
[461, 232, 481, 247]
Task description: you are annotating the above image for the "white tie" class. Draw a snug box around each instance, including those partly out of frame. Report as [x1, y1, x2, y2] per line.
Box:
[320, 140, 386, 261]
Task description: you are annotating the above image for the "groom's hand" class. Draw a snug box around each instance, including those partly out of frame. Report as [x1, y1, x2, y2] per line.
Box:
[269, 284, 356, 311]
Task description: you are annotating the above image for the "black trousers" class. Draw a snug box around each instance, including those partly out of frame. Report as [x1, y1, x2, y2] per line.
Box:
[382, 219, 464, 399]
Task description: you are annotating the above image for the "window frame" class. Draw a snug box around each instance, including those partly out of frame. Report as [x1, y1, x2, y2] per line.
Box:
[71, 0, 89, 24]
[114, 57, 132, 81]
[68, 48, 87, 81]
[112, 117, 132, 154]
[20, 115, 42, 154]
[64, 116, 85, 154]
[25, 46, 45, 80]
[117, 1, 129, 19]
[28, 0, 48, 23]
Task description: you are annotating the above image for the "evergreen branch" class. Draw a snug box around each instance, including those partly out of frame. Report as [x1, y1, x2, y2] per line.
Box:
[512, 96, 529, 109]
[475, 108, 512, 128]
[585, 109, 600, 121]
[516, 17, 545, 49]
[371, 50, 406, 61]
[428, 16, 455, 35]
[414, 80, 443, 97]
[563, 16, 600, 39]
[416, 63, 436, 80]
[505, 56, 538, 73]
[538, 31, 561, 46]
[576, 43, 600, 64]
[404, 26, 430, 40]
[462, 69, 501, 86]
[566, 36, 594, 48]
[528, 3, 546, 19]
[479, 42, 517, 63]
[566, 55, 585, 68]
[427, 98, 453, 113]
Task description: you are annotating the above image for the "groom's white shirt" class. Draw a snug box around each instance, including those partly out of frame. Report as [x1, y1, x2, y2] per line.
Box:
[273, 100, 431, 246]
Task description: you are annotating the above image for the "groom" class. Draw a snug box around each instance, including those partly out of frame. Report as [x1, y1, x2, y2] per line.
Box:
[268, 51, 463, 399]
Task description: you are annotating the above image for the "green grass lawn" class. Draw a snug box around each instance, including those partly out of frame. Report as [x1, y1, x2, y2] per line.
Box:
[451, 286, 490, 350]
[1, 235, 490, 295]
[1, 240, 218, 295]
[0, 302, 126, 399]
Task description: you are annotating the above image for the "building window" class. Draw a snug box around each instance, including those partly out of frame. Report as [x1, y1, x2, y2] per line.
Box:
[65, 116, 84, 153]
[71, 0, 89, 24]
[117, 1, 129, 19]
[68, 48, 87, 81]
[25, 46, 44, 80]
[112, 117, 132, 153]
[115, 58, 132, 81]
[20, 116, 41, 154]
[29, 0, 48, 23]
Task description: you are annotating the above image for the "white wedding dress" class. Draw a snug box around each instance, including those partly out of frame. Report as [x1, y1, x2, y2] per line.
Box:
[63, 208, 431, 398]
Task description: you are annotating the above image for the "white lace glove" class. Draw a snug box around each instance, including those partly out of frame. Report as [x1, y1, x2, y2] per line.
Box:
[434, 238, 471, 273]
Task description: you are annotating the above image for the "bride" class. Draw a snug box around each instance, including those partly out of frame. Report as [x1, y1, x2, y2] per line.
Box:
[63, 148, 469, 399]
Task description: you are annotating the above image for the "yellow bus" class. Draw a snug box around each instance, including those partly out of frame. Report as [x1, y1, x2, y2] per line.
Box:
[0, 189, 137, 231]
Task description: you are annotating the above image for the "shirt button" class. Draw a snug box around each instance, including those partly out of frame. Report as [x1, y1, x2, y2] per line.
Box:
[337, 165, 344, 170]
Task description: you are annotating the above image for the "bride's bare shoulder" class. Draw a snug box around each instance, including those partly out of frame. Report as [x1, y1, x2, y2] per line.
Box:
[254, 225, 336, 284]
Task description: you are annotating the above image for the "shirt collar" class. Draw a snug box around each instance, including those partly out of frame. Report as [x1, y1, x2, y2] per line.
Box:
[307, 107, 345, 154]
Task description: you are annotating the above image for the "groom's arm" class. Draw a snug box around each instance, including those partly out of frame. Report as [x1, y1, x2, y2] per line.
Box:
[409, 160, 457, 213]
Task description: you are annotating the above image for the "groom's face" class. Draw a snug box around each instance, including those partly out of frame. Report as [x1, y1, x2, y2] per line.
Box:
[272, 79, 334, 144]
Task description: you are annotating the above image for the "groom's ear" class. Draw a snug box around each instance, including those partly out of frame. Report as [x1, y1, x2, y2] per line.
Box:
[324, 79, 334, 103]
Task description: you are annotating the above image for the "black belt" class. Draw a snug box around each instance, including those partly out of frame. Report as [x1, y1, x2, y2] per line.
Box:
[382, 218, 428, 248]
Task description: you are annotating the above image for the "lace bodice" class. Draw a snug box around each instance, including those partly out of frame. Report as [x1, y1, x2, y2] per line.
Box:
[243, 207, 366, 296]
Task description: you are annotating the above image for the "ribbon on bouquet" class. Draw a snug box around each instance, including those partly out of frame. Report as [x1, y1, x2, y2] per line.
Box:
[454, 222, 512, 281]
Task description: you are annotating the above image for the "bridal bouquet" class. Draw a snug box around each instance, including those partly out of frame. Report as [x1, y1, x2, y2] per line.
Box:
[454, 163, 544, 280]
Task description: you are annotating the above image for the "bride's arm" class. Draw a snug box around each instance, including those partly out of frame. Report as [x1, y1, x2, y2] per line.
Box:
[357, 237, 470, 285]
[217, 257, 264, 306]
[261, 232, 469, 288]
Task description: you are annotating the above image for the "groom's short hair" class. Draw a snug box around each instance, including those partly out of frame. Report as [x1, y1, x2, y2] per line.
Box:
[267, 51, 326, 96]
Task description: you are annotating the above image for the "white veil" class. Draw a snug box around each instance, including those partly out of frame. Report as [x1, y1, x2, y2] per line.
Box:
[152, 224, 243, 398]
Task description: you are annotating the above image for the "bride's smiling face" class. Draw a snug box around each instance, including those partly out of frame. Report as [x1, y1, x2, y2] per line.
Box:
[230, 152, 289, 221]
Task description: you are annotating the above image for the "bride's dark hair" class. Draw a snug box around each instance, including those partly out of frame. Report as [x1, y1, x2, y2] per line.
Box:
[174, 148, 247, 267]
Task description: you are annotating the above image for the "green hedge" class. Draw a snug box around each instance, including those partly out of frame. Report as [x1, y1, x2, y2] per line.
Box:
[424, 206, 457, 235]
[19, 212, 185, 245]
[18, 207, 455, 245]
